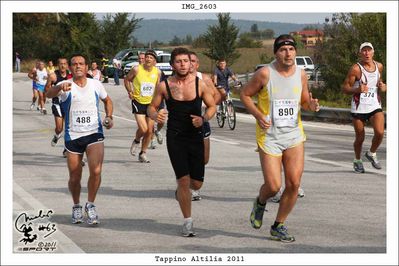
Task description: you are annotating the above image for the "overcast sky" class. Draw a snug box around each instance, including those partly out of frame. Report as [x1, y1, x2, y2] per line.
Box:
[97, 13, 333, 24]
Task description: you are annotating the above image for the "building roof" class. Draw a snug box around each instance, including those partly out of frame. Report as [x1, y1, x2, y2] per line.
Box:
[290, 30, 324, 37]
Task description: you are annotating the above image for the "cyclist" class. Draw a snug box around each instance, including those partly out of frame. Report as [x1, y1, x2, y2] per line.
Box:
[212, 58, 240, 100]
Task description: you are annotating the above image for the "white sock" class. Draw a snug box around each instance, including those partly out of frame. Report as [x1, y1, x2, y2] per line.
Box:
[369, 150, 376, 156]
[184, 217, 193, 223]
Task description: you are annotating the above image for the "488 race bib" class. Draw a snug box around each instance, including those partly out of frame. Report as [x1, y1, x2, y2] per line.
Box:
[71, 108, 98, 132]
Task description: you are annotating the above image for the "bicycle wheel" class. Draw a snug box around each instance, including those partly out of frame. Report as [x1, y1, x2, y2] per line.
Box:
[216, 102, 225, 128]
[226, 101, 236, 130]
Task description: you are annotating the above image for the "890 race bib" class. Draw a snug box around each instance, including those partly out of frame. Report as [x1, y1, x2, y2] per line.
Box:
[273, 99, 298, 127]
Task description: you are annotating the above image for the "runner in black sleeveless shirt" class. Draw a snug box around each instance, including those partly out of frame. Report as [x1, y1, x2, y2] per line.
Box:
[148, 47, 216, 237]
[45, 57, 72, 150]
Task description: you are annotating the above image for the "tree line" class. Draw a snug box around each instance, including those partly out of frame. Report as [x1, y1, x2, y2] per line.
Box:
[13, 13, 141, 62]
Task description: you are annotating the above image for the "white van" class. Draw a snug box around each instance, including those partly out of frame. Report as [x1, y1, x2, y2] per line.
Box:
[255, 56, 315, 79]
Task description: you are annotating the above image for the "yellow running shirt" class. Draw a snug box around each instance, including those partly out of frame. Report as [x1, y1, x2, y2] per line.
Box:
[132, 64, 160, 104]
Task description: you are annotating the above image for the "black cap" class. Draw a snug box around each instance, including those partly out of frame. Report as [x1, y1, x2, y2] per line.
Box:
[145, 49, 157, 61]
[273, 34, 297, 54]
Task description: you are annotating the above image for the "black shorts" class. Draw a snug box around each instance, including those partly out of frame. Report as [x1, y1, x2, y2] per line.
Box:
[65, 133, 104, 155]
[203, 121, 211, 138]
[52, 103, 63, 117]
[351, 108, 382, 122]
[166, 131, 204, 181]
[131, 99, 149, 116]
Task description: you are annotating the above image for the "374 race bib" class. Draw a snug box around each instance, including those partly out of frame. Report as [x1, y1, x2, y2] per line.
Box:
[360, 86, 377, 105]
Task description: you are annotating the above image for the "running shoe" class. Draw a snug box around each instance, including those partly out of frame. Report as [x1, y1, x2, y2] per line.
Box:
[250, 197, 266, 229]
[191, 190, 201, 201]
[139, 152, 150, 163]
[81, 159, 86, 167]
[62, 149, 67, 158]
[36, 106, 40, 111]
[30, 103, 35, 110]
[353, 159, 365, 173]
[271, 187, 283, 203]
[130, 140, 140, 156]
[270, 224, 295, 243]
[365, 151, 382, 169]
[149, 138, 156, 149]
[298, 187, 305, 198]
[85, 203, 99, 225]
[155, 130, 163, 145]
[182, 220, 196, 237]
[51, 134, 61, 147]
[71, 205, 83, 224]
[42, 108, 47, 115]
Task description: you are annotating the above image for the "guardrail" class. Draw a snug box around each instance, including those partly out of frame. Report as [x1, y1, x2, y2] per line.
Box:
[232, 98, 386, 124]
[231, 73, 385, 124]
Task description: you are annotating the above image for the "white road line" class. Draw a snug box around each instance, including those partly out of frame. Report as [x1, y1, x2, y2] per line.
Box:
[104, 111, 385, 175]
[305, 155, 386, 176]
[13, 182, 84, 253]
[235, 112, 385, 136]
[210, 137, 240, 145]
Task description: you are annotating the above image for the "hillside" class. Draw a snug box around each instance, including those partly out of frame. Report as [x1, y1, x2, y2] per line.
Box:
[134, 19, 322, 43]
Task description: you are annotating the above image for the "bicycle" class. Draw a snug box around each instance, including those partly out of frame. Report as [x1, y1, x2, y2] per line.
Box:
[216, 81, 241, 130]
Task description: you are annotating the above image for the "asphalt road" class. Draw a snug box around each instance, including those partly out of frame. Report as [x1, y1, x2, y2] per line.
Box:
[9, 73, 388, 263]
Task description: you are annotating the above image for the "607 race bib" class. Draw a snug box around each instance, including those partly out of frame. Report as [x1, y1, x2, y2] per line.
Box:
[140, 82, 155, 97]
[273, 99, 298, 127]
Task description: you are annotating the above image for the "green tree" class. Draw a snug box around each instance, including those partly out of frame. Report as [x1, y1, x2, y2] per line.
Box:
[203, 13, 240, 65]
[250, 23, 259, 33]
[314, 13, 386, 105]
[61, 13, 102, 60]
[192, 34, 208, 48]
[13, 13, 102, 61]
[184, 34, 193, 45]
[261, 29, 275, 39]
[237, 35, 262, 48]
[169, 35, 182, 46]
[100, 13, 142, 57]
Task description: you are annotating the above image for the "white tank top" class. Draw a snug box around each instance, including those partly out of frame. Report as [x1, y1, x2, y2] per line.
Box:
[36, 68, 48, 85]
[89, 69, 101, 81]
[58, 79, 108, 141]
[351, 61, 381, 113]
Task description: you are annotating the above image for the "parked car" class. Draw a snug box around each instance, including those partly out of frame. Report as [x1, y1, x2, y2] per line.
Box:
[124, 50, 172, 77]
[107, 48, 145, 78]
[255, 56, 315, 79]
